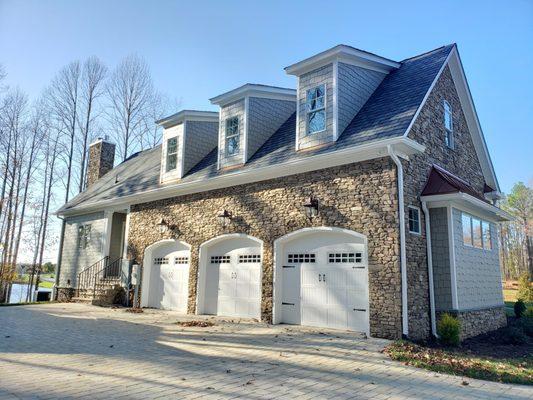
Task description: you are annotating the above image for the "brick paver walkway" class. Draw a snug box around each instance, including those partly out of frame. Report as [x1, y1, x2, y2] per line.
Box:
[0, 303, 530, 399]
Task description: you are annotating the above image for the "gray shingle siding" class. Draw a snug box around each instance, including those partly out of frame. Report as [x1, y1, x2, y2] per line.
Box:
[247, 97, 295, 160]
[337, 62, 385, 135]
[184, 121, 218, 175]
[452, 208, 504, 310]
[298, 63, 334, 149]
[59, 212, 106, 287]
[429, 207, 452, 311]
[219, 99, 245, 168]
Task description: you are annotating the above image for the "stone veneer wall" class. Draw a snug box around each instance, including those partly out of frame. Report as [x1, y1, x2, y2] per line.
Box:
[127, 158, 402, 339]
[437, 307, 507, 340]
[87, 140, 115, 188]
[403, 66, 488, 340]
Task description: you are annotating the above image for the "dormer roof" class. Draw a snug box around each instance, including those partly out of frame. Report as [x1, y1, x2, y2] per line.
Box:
[285, 44, 401, 75]
[210, 83, 296, 106]
[156, 110, 219, 129]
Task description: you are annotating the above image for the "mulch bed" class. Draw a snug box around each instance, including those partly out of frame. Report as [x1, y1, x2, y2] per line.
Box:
[384, 318, 533, 385]
[175, 320, 215, 328]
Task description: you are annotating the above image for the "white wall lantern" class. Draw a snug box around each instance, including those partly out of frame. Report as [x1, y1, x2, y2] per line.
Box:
[217, 210, 232, 228]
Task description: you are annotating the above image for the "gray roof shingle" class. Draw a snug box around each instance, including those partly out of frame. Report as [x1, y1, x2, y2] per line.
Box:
[58, 44, 454, 214]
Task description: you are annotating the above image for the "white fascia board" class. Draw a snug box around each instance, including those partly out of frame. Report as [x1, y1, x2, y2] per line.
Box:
[447, 49, 501, 193]
[285, 45, 400, 76]
[210, 84, 296, 106]
[421, 192, 512, 222]
[58, 136, 425, 217]
[157, 110, 219, 128]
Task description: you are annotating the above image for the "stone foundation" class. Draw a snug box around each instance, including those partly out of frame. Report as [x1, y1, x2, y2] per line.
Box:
[438, 306, 507, 340]
[56, 287, 75, 302]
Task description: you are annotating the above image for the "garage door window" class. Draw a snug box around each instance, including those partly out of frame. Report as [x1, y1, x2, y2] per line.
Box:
[154, 257, 169, 265]
[211, 255, 231, 264]
[174, 257, 189, 264]
[239, 254, 261, 263]
[287, 253, 316, 263]
[328, 252, 362, 263]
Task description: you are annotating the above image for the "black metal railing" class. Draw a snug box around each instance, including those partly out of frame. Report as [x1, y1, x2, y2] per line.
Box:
[77, 256, 109, 295]
[93, 257, 124, 299]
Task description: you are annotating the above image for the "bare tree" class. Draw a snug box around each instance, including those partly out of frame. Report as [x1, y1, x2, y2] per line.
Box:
[106, 54, 155, 161]
[46, 61, 81, 203]
[77, 57, 107, 192]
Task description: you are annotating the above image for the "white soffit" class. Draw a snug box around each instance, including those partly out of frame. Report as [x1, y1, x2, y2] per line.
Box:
[421, 192, 512, 222]
[285, 44, 400, 76]
[156, 110, 219, 129]
[210, 84, 296, 106]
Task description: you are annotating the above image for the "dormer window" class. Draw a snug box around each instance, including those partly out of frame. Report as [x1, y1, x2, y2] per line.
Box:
[306, 84, 326, 135]
[166, 137, 178, 172]
[443, 100, 454, 149]
[225, 117, 240, 156]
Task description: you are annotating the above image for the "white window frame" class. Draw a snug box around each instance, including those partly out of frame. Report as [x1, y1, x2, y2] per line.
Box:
[306, 84, 326, 135]
[407, 206, 421, 235]
[461, 212, 492, 250]
[77, 224, 91, 249]
[443, 100, 454, 149]
[225, 116, 240, 156]
[165, 136, 178, 172]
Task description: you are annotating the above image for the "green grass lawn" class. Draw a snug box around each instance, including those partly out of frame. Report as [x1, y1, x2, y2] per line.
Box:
[386, 341, 532, 385]
[13, 274, 54, 289]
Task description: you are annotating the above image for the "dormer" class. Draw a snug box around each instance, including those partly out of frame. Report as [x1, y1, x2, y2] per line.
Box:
[285, 45, 400, 151]
[157, 110, 219, 183]
[210, 84, 296, 169]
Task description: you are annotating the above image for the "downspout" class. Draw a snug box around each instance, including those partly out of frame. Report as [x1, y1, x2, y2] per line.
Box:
[54, 216, 66, 300]
[421, 201, 438, 337]
[387, 145, 408, 337]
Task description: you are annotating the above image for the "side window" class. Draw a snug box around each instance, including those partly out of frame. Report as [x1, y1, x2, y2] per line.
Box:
[443, 100, 454, 149]
[462, 212, 492, 250]
[225, 117, 240, 156]
[166, 137, 178, 172]
[77, 224, 91, 249]
[408, 206, 421, 234]
[306, 84, 326, 135]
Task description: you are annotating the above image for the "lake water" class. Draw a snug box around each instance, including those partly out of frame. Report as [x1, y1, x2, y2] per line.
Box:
[9, 283, 51, 304]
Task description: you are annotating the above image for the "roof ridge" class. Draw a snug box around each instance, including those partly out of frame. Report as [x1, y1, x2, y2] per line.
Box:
[401, 43, 455, 63]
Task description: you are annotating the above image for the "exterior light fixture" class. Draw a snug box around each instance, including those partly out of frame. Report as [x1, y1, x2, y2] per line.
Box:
[217, 209, 232, 228]
[156, 218, 178, 235]
[303, 197, 319, 220]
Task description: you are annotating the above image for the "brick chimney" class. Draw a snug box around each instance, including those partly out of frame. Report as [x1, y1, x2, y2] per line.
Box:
[86, 138, 115, 188]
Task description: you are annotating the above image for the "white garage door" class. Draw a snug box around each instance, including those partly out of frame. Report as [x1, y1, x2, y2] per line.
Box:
[215, 254, 261, 318]
[200, 235, 262, 320]
[142, 241, 190, 313]
[280, 231, 368, 332]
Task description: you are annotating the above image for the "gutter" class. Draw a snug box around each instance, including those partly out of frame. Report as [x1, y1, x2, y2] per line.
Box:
[421, 201, 438, 337]
[58, 136, 426, 217]
[387, 145, 409, 337]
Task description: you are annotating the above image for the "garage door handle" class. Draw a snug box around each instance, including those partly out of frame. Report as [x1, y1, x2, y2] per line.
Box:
[322, 274, 326, 282]
[318, 274, 322, 282]
[282, 302, 295, 306]
[353, 308, 366, 312]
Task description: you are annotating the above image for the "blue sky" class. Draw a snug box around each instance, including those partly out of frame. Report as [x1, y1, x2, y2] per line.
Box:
[0, 0, 532, 193]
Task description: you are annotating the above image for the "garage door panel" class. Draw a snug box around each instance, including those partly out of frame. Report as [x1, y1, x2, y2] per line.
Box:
[348, 309, 367, 331]
[280, 231, 368, 333]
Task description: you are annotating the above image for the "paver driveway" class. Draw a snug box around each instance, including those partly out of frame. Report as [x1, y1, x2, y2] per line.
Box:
[0, 303, 531, 399]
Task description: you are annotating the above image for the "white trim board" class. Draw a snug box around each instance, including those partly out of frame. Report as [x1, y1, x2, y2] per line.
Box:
[58, 137, 425, 217]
